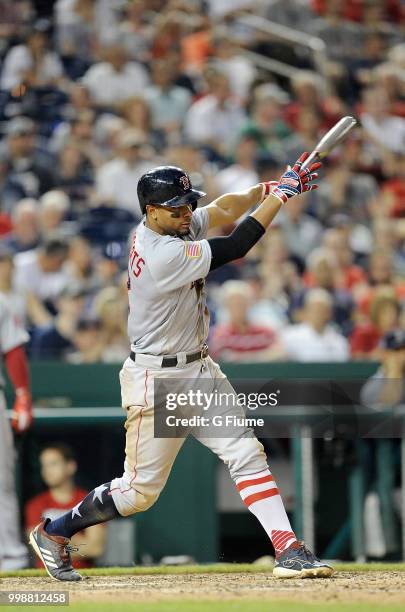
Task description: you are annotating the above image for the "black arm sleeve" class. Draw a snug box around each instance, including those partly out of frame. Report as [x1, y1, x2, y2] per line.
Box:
[208, 216, 265, 271]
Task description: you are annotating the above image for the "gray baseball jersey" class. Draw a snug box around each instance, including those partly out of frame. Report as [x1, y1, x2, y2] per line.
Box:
[127, 207, 212, 355]
[0, 294, 29, 387]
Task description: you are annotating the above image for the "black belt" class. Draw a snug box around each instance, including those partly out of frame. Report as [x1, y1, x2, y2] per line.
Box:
[130, 344, 209, 368]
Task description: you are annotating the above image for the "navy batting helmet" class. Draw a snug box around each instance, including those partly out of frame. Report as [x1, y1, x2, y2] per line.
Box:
[137, 166, 206, 215]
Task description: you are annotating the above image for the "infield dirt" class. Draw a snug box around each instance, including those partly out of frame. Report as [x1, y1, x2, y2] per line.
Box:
[1, 571, 405, 605]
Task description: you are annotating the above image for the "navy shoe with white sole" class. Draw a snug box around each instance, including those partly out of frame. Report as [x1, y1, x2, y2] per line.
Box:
[273, 541, 334, 579]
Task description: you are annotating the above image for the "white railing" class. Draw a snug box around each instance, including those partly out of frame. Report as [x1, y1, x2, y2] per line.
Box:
[236, 13, 328, 76]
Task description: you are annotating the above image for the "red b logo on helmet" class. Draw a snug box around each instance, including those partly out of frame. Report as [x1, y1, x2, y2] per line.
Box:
[179, 175, 190, 191]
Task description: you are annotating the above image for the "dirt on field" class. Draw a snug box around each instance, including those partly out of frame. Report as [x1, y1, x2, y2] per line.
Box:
[1, 572, 405, 605]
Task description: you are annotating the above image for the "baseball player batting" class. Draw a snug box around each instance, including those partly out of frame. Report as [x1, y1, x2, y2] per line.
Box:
[30, 152, 333, 580]
[0, 295, 32, 570]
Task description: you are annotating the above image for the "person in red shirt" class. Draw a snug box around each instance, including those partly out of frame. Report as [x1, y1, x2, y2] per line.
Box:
[322, 227, 367, 291]
[350, 289, 401, 358]
[210, 280, 286, 362]
[25, 443, 106, 569]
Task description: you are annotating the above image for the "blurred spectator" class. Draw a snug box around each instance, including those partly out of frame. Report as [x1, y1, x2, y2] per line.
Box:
[66, 318, 104, 363]
[1, 19, 64, 90]
[242, 269, 289, 331]
[257, 229, 290, 307]
[55, 141, 94, 204]
[210, 280, 286, 362]
[54, 0, 121, 76]
[322, 227, 368, 291]
[0, 245, 27, 327]
[282, 107, 323, 164]
[361, 321, 405, 409]
[184, 68, 246, 157]
[278, 192, 323, 263]
[0, 1, 33, 57]
[25, 443, 106, 568]
[94, 242, 123, 291]
[39, 190, 71, 238]
[372, 218, 404, 275]
[313, 154, 379, 226]
[30, 287, 86, 359]
[284, 71, 346, 131]
[350, 288, 401, 358]
[239, 83, 291, 157]
[348, 32, 387, 98]
[92, 286, 129, 362]
[144, 57, 192, 143]
[95, 129, 154, 215]
[65, 235, 97, 295]
[281, 288, 349, 361]
[3, 198, 41, 253]
[151, 11, 187, 61]
[360, 87, 405, 156]
[118, 96, 163, 150]
[210, 33, 257, 102]
[60, 83, 95, 123]
[367, 249, 396, 288]
[81, 43, 149, 108]
[310, 0, 360, 65]
[372, 62, 405, 118]
[299, 247, 354, 334]
[0, 117, 56, 213]
[215, 135, 259, 194]
[0, 244, 50, 328]
[118, 0, 153, 62]
[50, 109, 102, 169]
[14, 237, 70, 306]
[378, 153, 405, 219]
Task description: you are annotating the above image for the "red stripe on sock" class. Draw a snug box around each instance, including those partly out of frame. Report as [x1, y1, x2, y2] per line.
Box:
[243, 487, 279, 507]
[273, 533, 294, 549]
[271, 529, 296, 552]
[236, 474, 274, 492]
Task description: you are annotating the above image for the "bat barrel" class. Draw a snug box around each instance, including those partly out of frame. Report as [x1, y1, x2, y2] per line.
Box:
[300, 116, 357, 170]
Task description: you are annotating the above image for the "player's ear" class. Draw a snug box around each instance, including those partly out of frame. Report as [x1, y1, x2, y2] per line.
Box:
[146, 204, 156, 220]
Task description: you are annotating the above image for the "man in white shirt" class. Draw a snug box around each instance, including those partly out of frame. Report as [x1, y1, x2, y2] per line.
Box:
[184, 69, 246, 156]
[361, 87, 405, 156]
[216, 135, 259, 194]
[81, 43, 149, 107]
[281, 288, 349, 362]
[144, 58, 192, 137]
[14, 237, 70, 305]
[95, 129, 155, 216]
[1, 21, 64, 91]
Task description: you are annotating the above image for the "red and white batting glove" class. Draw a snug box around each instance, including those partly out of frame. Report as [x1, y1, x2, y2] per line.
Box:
[259, 181, 278, 203]
[265, 152, 321, 205]
[11, 387, 33, 434]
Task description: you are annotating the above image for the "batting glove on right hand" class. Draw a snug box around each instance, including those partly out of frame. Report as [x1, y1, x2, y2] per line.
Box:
[271, 152, 321, 205]
[11, 387, 33, 434]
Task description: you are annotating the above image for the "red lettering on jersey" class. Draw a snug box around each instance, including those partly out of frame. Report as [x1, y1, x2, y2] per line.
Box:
[133, 257, 145, 277]
[128, 233, 145, 279]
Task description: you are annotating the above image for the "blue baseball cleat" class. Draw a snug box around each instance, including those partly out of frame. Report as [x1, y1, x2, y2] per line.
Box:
[273, 541, 334, 578]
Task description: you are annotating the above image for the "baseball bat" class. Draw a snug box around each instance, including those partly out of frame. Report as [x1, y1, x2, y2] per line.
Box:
[301, 116, 357, 170]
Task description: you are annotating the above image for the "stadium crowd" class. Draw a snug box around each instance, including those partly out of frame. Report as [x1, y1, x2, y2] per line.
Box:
[0, 0, 404, 364]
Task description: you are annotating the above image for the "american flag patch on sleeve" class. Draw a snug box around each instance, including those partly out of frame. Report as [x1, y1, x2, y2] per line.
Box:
[185, 241, 202, 258]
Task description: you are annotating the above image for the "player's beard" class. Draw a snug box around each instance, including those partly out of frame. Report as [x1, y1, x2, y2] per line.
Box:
[176, 228, 190, 237]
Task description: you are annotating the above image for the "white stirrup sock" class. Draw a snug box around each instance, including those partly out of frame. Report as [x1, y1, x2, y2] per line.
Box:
[235, 468, 297, 556]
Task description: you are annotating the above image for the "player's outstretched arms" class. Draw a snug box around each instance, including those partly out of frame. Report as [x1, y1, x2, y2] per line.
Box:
[208, 152, 320, 271]
[205, 184, 263, 229]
